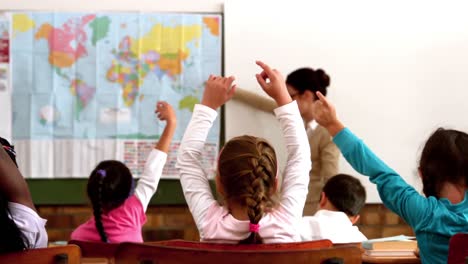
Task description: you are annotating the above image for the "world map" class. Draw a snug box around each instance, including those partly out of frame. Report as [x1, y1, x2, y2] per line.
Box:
[11, 12, 222, 141]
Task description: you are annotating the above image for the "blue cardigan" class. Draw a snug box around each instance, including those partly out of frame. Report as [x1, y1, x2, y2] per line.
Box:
[334, 128, 468, 264]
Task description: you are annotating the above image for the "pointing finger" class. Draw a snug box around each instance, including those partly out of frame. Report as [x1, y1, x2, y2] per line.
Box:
[316, 92, 330, 107]
[256, 61, 276, 80]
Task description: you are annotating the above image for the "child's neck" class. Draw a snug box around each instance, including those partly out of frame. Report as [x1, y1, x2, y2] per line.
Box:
[228, 203, 250, 221]
[439, 182, 466, 204]
[320, 203, 359, 224]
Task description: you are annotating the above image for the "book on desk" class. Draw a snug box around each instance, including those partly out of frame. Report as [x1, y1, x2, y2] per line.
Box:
[362, 235, 418, 257]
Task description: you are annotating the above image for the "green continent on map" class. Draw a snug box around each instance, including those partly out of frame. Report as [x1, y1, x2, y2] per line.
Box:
[179, 96, 199, 112]
[89, 16, 111, 46]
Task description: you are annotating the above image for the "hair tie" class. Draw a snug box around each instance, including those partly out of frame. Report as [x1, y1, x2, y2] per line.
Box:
[249, 223, 260, 233]
[2, 145, 16, 156]
[97, 169, 106, 178]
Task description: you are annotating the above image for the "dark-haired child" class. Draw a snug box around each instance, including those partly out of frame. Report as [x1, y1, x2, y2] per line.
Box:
[313, 91, 468, 264]
[71, 101, 176, 243]
[0, 137, 47, 252]
[177, 61, 311, 244]
[300, 174, 367, 243]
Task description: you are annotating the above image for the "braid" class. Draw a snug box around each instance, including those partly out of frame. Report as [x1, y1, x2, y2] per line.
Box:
[218, 135, 278, 245]
[239, 144, 276, 244]
[93, 176, 108, 243]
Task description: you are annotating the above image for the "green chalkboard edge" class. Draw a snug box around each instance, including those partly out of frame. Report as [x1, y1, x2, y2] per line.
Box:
[26, 179, 217, 206]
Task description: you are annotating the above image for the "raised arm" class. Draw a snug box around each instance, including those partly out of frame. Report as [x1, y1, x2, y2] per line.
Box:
[134, 101, 176, 210]
[313, 92, 433, 227]
[176, 75, 236, 231]
[255, 61, 311, 219]
[0, 143, 35, 211]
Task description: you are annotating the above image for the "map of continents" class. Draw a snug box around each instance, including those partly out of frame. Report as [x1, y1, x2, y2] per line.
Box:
[11, 13, 222, 140]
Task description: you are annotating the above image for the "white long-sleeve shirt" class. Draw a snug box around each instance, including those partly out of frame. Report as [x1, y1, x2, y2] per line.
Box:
[176, 101, 311, 243]
[300, 210, 367, 243]
[134, 149, 168, 210]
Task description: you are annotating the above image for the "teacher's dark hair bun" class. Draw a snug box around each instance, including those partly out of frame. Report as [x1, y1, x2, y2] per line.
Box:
[315, 69, 330, 90]
[286, 67, 331, 97]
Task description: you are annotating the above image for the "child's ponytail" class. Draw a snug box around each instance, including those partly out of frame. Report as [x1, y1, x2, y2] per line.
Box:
[239, 164, 270, 244]
[87, 161, 133, 243]
[93, 169, 108, 243]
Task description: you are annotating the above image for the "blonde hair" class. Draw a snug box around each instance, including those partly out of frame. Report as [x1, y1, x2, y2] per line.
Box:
[218, 135, 278, 244]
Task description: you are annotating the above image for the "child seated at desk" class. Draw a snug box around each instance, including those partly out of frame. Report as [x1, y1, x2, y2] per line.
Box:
[300, 174, 367, 243]
[311, 91, 468, 264]
[71, 101, 176, 243]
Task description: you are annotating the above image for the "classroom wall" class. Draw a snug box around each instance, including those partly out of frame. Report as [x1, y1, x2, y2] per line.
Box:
[5, 0, 468, 203]
[0, 0, 289, 176]
[2, 0, 429, 243]
[225, 0, 468, 202]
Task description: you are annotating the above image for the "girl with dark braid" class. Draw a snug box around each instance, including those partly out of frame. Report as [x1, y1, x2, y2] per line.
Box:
[177, 61, 311, 244]
[71, 101, 176, 243]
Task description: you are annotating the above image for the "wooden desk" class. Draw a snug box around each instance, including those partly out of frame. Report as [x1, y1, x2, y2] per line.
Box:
[362, 254, 421, 263]
[81, 257, 109, 264]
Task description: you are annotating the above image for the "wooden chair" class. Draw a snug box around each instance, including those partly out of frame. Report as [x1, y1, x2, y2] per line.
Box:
[152, 238, 333, 250]
[115, 242, 362, 264]
[0, 245, 81, 264]
[448, 233, 468, 264]
[68, 240, 120, 264]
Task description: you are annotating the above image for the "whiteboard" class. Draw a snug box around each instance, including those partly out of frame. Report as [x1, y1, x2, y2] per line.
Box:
[225, 0, 468, 202]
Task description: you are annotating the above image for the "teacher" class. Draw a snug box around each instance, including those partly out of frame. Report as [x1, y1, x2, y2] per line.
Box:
[286, 68, 340, 216]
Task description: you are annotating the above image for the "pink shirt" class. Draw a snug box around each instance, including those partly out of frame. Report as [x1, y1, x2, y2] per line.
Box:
[176, 101, 311, 243]
[71, 149, 167, 243]
[71, 195, 146, 243]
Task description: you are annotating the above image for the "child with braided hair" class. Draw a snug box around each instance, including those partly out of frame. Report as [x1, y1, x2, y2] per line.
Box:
[176, 61, 311, 244]
[71, 101, 176, 243]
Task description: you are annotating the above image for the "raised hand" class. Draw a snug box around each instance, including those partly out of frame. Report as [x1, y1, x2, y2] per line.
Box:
[154, 101, 176, 153]
[255, 61, 292, 106]
[155, 101, 176, 125]
[201, 75, 237, 110]
[313, 92, 344, 136]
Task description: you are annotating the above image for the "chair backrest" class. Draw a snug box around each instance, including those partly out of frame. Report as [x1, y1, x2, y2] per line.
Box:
[448, 233, 468, 264]
[0, 245, 81, 264]
[68, 240, 120, 263]
[152, 239, 333, 250]
[115, 242, 362, 264]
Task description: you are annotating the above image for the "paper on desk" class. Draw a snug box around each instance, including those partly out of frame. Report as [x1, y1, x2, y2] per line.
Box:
[364, 235, 416, 242]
